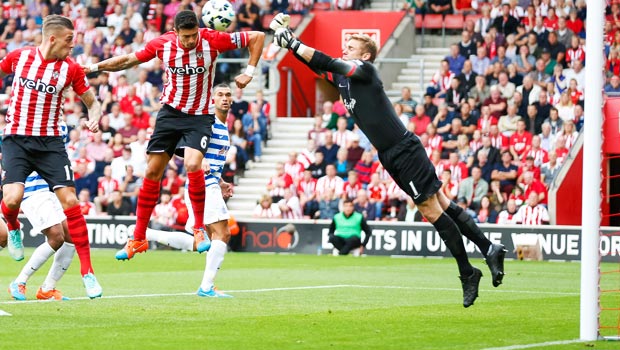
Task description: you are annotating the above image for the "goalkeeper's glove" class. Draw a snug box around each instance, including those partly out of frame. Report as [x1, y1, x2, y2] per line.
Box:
[269, 13, 290, 31]
[273, 27, 303, 53]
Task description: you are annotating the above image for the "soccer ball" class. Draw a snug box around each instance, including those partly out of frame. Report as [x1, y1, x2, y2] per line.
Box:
[202, 0, 235, 31]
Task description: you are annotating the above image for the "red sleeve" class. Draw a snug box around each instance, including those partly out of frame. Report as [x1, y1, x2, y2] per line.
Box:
[69, 60, 90, 95]
[284, 174, 293, 188]
[135, 34, 167, 62]
[205, 29, 250, 52]
[0, 49, 19, 74]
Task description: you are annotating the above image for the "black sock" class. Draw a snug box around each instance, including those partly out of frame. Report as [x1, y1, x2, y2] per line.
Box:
[445, 202, 491, 257]
[432, 212, 473, 277]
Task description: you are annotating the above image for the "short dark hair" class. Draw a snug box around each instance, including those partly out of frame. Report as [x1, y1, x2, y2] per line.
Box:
[174, 10, 199, 31]
[42, 15, 74, 38]
[343, 199, 354, 205]
[213, 83, 231, 92]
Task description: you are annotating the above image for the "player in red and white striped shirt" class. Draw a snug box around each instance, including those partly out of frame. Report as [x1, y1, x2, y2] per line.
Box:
[87, 11, 265, 260]
[0, 15, 102, 298]
[514, 192, 550, 225]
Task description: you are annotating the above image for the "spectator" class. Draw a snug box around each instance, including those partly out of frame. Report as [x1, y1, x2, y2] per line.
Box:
[150, 190, 178, 231]
[422, 93, 439, 118]
[231, 119, 250, 167]
[492, 151, 519, 194]
[403, 0, 426, 14]
[470, 46, 491, 76]
[280, 154, 301, 187]
[445, 77, 466, 111]
[396, 86, 417, 118]
[395, 103, 409, 127]
[267, 162, 294, 202]
[342, 171, 362, 201]
[521, 134, 549, 166]
[298, 169, 318, 218]
[508, 119, 532, 161]
[457, 103, 478, 137]
[231, 87, 250, 120]
[307, 151, 326, 179]
[297, 139, 317, 169]
[161, 168, 184, 196]
[78, 188, 97, 216]
[278, 189, 303, 220]
[120, 164, 141, 211]
[446, 44, 466, 75]
[496, 198, 519, 224]
[532, 88, 551, 122]
[94, 165, 119, 213]
[544, 107, 563, 137]
[556, 119, 578, 150]
[459, 166, 489, 209]
[237, 0, 261, 30]
[538, 122, 554, 152]
[321, 101, 339, 130]
[347, 134, 364, 165]
[540, 151, 561, 188]
[316, 164, 344, 199]
[319, 130, 340, 165]
[253, 194, 282, 218]
[398, 197, 423, 222]
[514, 191, 550, 225]
[428, 0, 451, 15]
[318, 188, 339, 219]
[241, 104, 265, 162]
[457, 59, 477, 93]
[440, 169, 458, 201]
[483, 85, 508, 119]
[354, 189, 376, 221]
[334, 148, 351, 179]
[563, 59, 585, 91]
[332, 117, 354, 149]
[117, 113, 139, 144]
[410, 104, 432, 136]
[106, 190, 133, 216]
[476, 196, 498, 223]
[604, 75, 620, 94]
[427, 59, 454, 98]
[366, 173, 386, 219]
[491, 4, 519, 36]
[468, 75, 490, 109]
[308, 115, 327, 146]
[354, 151, 375, 185]
[110, 146, 135, 182]
[458, 32, 477, 60]
[442, 118, 464, 155]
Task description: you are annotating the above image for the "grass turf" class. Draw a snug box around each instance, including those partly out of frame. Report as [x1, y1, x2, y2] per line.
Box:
[0, 249, 617, 350]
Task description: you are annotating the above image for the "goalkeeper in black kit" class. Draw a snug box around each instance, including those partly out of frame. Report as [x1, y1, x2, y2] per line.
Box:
[270, 14, 506, 308]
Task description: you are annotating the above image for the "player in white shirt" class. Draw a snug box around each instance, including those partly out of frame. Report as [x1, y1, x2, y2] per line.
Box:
[7, 122, 101, 300]
[146, 84, 235, 298]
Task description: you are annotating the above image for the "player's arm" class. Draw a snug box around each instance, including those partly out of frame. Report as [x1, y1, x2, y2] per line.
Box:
[220, 178, 234, 199]
[273, 28, 373, 82]
[328, 219, 336, 236]
[84, 53, 142, 74]
[79, 89, 101, 133]
[235, 31, 266, 89]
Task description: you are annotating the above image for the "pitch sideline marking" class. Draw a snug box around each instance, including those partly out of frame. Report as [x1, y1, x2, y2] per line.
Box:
[0, 284, 579, 305]
[0, 309, 12, 316]
[481, 339, 583, 350]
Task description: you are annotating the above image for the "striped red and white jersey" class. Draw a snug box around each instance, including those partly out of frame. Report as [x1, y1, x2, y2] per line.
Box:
[135, 29, 249, 115]
[316, 175, 344, 197]
[514, 204, 550, 225]
[343, 180, 362, 200]
[297, 178, 317, 198]
[98, 177, 120, 196]
[0, 47, 90, 136]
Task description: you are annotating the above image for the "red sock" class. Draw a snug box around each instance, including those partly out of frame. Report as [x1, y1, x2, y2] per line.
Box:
[187, 170, 205, 229]
[134, 178, 160, 241]
[64, 205, 93, 276]
[1, 200, 20, 231]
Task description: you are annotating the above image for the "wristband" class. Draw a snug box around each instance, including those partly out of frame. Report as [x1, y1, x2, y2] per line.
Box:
[89, 64, 99, 73]
[295, 43, 308, 56]
[244, 65, 256, 77]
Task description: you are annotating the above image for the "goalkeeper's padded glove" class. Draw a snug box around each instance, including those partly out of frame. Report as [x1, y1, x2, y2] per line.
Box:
[273, 27, 302, 53]
[269, 13, 290, 31]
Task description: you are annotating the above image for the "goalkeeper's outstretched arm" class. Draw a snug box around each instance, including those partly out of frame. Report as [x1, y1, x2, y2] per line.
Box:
[274, 28, 371, 82]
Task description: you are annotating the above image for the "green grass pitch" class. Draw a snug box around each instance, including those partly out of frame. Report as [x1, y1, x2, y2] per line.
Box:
[0, 249, 618, 350]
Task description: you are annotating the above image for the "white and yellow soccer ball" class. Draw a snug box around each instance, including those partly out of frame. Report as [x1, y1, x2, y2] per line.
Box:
[202, 0, 236, 31]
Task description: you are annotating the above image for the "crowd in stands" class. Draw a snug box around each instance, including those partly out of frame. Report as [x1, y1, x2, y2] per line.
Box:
[256, 0, 619, 226]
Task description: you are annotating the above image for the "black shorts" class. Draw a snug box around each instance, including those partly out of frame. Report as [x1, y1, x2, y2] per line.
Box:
[148, 104, 215, 158]
[378, 132, 442, 205]
[2, 135, 74, 189]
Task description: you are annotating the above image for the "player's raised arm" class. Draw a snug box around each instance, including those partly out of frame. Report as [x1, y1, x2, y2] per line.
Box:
[272, 28, 373, 82]
[79, 89, 101, 133]
[234, 30, 265, 88]
[84, 53, 142, 74]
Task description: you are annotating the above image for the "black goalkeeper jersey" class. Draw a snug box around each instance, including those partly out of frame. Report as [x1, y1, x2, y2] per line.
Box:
[296, 51, 407, 152]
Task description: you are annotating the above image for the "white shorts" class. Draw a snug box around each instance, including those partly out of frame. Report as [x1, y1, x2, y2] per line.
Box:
[185, 185, 230, 231]
[21, 191, 66, 235]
